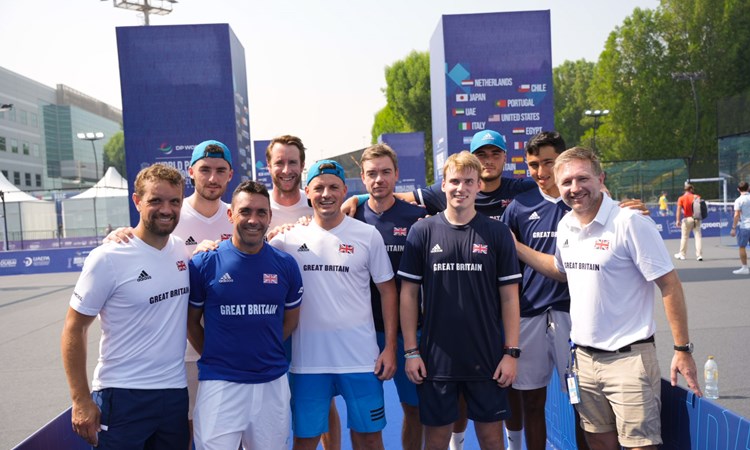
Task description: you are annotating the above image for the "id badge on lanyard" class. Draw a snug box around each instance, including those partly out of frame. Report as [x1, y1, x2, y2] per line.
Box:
[566, 339, 581, 405]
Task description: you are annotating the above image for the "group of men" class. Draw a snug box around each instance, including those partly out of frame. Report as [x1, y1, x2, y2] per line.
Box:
[62, 128, 702, 450]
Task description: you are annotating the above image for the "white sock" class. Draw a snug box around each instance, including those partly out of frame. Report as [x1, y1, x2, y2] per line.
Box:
[505, 427, 523, 450]
[449, 431, 465, 450]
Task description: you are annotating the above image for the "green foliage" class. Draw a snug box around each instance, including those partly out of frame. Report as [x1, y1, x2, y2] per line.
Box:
[553, 60, 595, 147]
[103, 131, 127, 178]
[370, 104, 408, 144]
[574, 0, 750, 182]
[371, 50, 434, 184]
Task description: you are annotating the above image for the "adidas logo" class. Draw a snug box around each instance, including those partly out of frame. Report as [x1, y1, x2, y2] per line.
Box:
[529, 211, 541, 220]
[297, 243, 310, 252]
[562, 239, 569, 248]
[185, 236, 198, 246]
[430, 244, 443, 253]
[137, 270, 151, 282]
[219, 273, 233, 283]
[479, 132, 495, 142]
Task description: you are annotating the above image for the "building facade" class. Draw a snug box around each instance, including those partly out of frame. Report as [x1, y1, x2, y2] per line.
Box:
[0, 66, 122, 193]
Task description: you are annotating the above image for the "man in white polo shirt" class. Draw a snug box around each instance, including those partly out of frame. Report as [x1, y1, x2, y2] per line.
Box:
[516, 147, 701, 450]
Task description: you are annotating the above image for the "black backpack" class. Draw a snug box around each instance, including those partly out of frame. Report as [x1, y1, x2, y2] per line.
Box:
[692, 196, 708, 220]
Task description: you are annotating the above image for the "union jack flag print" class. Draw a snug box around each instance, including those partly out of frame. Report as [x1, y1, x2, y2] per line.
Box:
[176, 260, 187, 271]
[594, 239, 610, 250]
[472, 243, 488, 254]
[393, 227, 407, 236]
[263, 273, 278, 284]
[339, 244, 354, 254]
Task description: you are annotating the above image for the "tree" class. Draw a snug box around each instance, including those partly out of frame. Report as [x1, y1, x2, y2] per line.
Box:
[103, 131, 127, 178]
[371, 50, 434, 183]
[553, 60, 595, 147]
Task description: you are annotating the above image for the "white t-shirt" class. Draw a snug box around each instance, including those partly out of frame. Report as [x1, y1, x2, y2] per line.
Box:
[734, 192, 750, 230]
[270, 190, 313, 229]
[269, 216, 393, 374]
[70, 235, 191, 390]
[172, 199, 233, 249]
[554, 195, 673, 350]
[172, 198, 234, 361]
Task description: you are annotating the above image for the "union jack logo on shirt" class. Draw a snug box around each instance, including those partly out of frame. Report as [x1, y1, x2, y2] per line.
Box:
[472, 243, 488, 254]
[594, 239, 610, 250]
[263, 273, 278, 284]
[176, 260, 187, 271]
[393, 227, 407, 236]
[220, 233, 232, 241]
[339, 244, 355, 254]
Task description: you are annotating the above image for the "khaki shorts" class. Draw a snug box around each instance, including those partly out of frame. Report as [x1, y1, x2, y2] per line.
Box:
[574, 342, 662, 448]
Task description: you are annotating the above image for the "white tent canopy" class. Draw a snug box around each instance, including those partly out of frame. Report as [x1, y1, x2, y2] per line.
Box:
[0, 171, 57, 244]
[61, 167, 131, 237]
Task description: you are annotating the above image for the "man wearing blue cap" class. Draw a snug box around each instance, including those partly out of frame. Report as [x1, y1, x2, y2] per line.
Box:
[344, 130, 537, 223]
[269, 160, 398, 450]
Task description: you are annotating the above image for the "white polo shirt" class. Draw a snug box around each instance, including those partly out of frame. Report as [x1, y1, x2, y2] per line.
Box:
[554, 195, 673, 351]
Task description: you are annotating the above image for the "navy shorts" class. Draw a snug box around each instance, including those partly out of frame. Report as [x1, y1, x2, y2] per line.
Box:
[417, 380, 509, 427]
[92, 387, 189, 449]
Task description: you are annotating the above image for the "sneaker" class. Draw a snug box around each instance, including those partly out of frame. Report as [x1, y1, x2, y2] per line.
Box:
[697, 256, 703, 261]
[674, 253, 685, 260]
[732, 267, 750, 275]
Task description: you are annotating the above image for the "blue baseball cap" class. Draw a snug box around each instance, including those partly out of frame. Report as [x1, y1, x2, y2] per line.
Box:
[306, 159, 346, 185]
[190, 140, 232, 168]
[469, 130, 507, 153]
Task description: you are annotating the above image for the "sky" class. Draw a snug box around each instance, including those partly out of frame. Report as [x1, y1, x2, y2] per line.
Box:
[0, 0, 660, 162]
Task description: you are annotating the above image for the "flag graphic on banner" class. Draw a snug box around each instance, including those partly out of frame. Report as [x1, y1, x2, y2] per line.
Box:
[496, 99, 508, 108]
[452, 108, 465, 116]
[456, 93, 468, 102]
[517, 84, 531, 93]
[512, 127, 525, 134]
[461, 80, 474, 86]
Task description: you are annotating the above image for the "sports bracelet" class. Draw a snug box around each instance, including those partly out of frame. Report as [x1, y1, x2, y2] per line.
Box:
[405, 354, 422, 359]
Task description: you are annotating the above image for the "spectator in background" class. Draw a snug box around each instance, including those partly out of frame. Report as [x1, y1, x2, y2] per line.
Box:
[675, 183, 703, 261]
[730, 181, 750, 275]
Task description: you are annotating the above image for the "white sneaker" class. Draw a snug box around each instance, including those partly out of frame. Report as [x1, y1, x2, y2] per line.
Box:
[732, 267, 749, 275]
[697, 256, 703, 261]
[674, 253, 685, 260]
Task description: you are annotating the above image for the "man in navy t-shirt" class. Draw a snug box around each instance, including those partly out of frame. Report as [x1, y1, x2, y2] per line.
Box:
[354, 143, 428, 450]
[187, 180, 303, 449]
[398, 151, 521, 450]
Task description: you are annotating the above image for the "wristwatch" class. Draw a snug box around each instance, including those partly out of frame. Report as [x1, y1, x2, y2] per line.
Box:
[503, 347, 522, 358]
[673, 342, 694, 354]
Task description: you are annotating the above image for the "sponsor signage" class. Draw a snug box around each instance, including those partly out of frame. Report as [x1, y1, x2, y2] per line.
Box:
[430, 11, 554, 181]
[0, 248, 93, 276]
[117, 24, 252, 225]
[253, 140, 273, 191]
[377, 132, 427, 192]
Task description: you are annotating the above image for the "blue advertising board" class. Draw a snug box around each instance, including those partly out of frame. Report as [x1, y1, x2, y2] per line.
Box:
[378, 132, 427, 192]
[116, 24, 251, 225]
[430, 11, 554, 181]
[253, 139, 273, 191]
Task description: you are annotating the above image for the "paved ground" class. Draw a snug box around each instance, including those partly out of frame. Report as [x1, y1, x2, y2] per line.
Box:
[0, 236, 747, 449]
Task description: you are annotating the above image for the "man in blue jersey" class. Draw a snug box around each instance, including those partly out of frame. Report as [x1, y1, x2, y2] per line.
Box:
[354, 143, 428, 450]
[399, 151, 522, 450]
[343, 129, 537, 221]
[501, 131, 589, 450]
[187, 180, 303, 449]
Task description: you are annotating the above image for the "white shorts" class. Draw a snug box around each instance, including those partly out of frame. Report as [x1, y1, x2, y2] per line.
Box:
[512, 309, 572, 390]
[186, 360, 199, 420]
[193, 375, 291, 450]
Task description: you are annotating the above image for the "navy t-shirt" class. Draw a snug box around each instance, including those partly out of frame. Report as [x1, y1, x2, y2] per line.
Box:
[189, 241, 303, 383]
[501, 188, 571, 317]
[414, 177, 537, 220]
[398, 213, 521, 381]
[354, 198, 428, 332]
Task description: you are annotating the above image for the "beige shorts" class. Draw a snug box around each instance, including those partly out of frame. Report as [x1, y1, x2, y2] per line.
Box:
[574, 342, 662, 448]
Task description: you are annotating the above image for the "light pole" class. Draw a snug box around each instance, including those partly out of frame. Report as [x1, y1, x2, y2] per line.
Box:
[671, 71, 704, 181]
[0, 190, 9, 251]
[584, 109, 610, 151]
[76, 132, 105, 181]
[76, 132, 104, 238]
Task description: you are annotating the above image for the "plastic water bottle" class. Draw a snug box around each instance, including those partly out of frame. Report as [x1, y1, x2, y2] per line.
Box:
[704, 356, 719, 399]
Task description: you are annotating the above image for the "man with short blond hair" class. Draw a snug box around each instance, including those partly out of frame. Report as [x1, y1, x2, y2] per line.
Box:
[62, 164, 190, 449]
[517, 147, 701, 450]
[399, 151, 521, 450]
